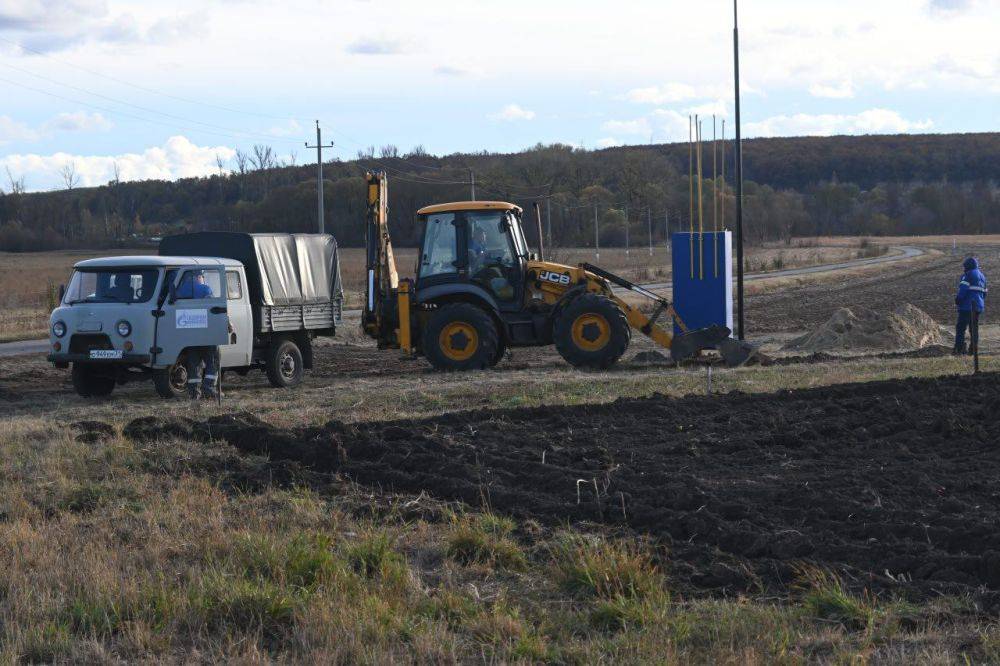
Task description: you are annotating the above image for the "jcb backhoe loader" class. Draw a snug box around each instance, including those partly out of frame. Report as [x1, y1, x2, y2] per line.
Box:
[362, 171, 752, 370]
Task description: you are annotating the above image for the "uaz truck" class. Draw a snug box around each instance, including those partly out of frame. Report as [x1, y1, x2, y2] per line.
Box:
[47, 232, 343, 398]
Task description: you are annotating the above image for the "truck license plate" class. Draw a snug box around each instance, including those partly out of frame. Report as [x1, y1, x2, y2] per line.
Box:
[89, 349, 123, 360]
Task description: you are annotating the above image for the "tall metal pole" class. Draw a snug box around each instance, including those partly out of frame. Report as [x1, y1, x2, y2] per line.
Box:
[305, 120, 334, 234]
[624, 205, 629, 257]
[469, 169, 476, 200]
[734, 0, 746, 340]
[545, 197, 552, 249]
[647, 207, 653, 256]
[316, 121, 324, 234]
[594, 204, 600, 261]
[665, 210, 670, 248]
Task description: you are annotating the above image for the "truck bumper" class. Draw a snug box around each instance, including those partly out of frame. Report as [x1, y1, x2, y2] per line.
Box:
[47, 353, 151, 365]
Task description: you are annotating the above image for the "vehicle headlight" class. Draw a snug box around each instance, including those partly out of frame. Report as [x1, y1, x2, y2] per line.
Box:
[52, 321, 67, 338]
[116, 320, 132, 337]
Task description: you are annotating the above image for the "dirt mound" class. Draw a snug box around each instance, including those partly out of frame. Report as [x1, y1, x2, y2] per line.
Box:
[784, 303, 944, 352]
[123, 373, 1000, 604]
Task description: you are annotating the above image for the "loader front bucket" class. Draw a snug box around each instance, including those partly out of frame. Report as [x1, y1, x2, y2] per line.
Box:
[717, 337, 757, 367]
[669, 325, 758, 367]
[669, 324, 731, 364]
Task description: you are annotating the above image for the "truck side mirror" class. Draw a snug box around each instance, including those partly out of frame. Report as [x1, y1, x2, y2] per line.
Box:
[57, 284, 65, 302]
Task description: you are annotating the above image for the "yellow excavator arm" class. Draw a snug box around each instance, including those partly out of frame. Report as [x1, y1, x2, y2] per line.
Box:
[363, 171, 413, 352]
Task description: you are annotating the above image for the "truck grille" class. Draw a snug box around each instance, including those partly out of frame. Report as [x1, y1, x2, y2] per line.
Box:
[69, 334, 113, 354]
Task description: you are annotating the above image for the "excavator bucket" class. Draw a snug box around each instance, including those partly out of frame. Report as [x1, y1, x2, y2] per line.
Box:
[669, 324, 757, 367]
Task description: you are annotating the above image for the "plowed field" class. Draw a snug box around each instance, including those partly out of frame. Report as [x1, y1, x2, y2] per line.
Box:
[120, 371, 1000, 605]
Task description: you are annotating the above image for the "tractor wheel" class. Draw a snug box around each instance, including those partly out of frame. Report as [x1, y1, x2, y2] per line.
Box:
[71, 363, 116, 398]
[423, 303, 499, 371]
[553, 294, 630, 369]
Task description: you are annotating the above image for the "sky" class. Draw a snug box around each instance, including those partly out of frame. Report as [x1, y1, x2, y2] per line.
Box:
[0, 0, 998, 191]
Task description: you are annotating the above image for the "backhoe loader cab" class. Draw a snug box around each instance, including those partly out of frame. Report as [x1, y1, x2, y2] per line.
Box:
[363, 171, 751, 371]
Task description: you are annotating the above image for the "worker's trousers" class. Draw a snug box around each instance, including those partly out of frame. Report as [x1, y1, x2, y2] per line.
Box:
[955, 310, 981, 353]
[185, 347, 219, 397]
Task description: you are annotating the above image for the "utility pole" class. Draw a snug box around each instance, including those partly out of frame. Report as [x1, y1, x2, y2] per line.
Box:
[470, 169, 476, 200]
[664, 210, 670, 249]
[647, 208, 653, 256]
[545, 197, 552, 249]
[734, 0, 746, 340]
[624, 205, 629, 257]
[305, 120, 335, 234]
[594, 204, 600, 261]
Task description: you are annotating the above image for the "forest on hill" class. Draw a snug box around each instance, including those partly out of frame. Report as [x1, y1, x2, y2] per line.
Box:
[1, 132, 998, 251]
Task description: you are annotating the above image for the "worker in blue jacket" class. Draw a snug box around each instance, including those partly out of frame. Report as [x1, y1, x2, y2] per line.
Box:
[954, 256, 987, 355]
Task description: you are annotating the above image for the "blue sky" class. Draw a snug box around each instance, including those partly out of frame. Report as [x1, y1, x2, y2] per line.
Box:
[0, 0, 997, 190]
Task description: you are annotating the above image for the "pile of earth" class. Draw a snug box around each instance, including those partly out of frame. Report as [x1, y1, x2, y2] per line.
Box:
[123, 372, 1000, 605]
[783, 303, 945, 352]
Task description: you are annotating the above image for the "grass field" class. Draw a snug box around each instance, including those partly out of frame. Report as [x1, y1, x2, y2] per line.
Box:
[0, 343, 996, 662]
[0, 239, 884, 341]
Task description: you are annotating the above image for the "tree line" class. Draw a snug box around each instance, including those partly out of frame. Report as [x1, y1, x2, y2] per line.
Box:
[1, 133, 998, 252]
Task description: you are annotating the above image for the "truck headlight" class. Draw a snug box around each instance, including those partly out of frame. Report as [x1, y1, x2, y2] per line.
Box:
[116, 320, 132, 337]
[52, 321, 67, 338]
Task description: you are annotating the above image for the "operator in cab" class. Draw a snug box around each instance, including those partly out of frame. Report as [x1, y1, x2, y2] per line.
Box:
[177, 270, 221, 400]
[954, 256, 988, 355]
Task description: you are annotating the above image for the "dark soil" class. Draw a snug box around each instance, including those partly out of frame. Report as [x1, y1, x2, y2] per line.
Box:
[124, 371, 1000, 605]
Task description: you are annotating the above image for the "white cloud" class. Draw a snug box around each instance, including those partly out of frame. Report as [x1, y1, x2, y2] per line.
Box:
[928, 0, 974, 14]
[346, 37, 408, 55]
[43, 111, 113, 133]
[596, 137, 623, 148]
[490, 104, 535, 122]
[746, 109, 933, 137]
[1, 136, 236, 191]
[625, 83, 729, 105]
[0, 116, 40, 145]
[267, 119, 301, 137]
[809, 81, 856, 99]
[434, 64, 477, 77]
[601, 118, 650, 136]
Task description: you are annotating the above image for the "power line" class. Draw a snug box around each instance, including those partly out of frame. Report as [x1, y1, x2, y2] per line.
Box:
[0, 61, 309, 146]
[0, 35, 313, 124]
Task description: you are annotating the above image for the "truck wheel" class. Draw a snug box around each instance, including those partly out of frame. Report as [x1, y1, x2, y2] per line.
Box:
[71, 363, 116, 398]
[423, 303, 498, 371]
[152, 358, 188, 399]
[553, 294, 630, 369]
[266, 339, 304, 388]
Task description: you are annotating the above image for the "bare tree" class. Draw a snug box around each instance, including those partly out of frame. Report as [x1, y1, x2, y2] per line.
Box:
[287, 149, 297, 167]
[234, 149, 249, 200]
[5, 167, 24, 195]
[356, 145, 376, 160]
[59, 162, 79, 190]
[380, 144, 399, 159]
[250, 144, 275, 199]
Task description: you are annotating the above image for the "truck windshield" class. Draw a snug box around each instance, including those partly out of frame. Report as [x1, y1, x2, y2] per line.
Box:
[63, 269, 159, 304]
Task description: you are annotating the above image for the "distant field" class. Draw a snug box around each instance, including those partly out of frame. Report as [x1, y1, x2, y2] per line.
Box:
[1, 240, 882, 341]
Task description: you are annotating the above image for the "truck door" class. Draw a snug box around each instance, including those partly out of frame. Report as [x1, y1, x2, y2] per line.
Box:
[219, 268, 252, 368]
[158, 266, 230, 367]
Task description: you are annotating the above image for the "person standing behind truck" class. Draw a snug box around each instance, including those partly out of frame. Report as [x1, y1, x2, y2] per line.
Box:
[176, 271, 221, 399]
[954, 256, 988, 355]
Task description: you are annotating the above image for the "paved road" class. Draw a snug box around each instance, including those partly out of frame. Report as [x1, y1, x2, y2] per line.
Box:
[0, 245, 925, 359]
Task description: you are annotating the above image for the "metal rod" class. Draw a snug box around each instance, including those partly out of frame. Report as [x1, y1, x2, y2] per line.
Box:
[470, 169, 476, 200]
[734, 0, 746, 340]
[545, 197, 552, 249]
[624, 205, 629, 257]
[594, 204, 600, 261]
[713, 115, 718, 277]
[533, 201, 545, 261]
[688, 115, 694, 279]
[696, 117, 704, 280]
[647, 208, 653, 256]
